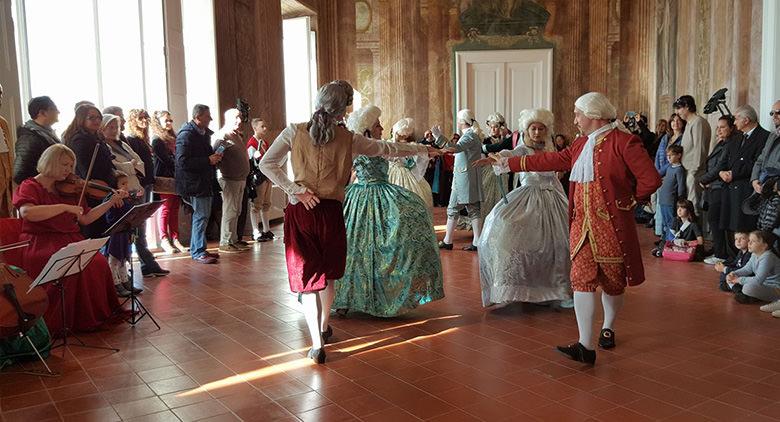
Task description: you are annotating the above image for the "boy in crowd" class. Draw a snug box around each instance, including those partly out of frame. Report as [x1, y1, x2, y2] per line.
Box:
[652, 144, 686, 255]
[715, 232, 751, 292]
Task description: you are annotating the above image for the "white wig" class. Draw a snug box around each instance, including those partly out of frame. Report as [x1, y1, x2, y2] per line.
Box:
[346, 105, 381, 136]
[517, 108, 556, 152]
[392, 117, 415, 141]
[574, 92, 617, 120]
[486, 112, 506, 127]
[457, 108, 483, 137]
[517, 108, 554, 133]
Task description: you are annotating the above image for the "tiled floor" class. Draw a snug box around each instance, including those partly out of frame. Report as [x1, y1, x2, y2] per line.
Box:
[2, 209, 780, 421]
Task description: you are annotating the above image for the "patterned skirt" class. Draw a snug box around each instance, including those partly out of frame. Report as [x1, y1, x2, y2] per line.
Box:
[333, 181, 444, 317]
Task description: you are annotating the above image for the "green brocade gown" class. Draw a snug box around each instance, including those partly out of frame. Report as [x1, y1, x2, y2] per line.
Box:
[333, 155, 444, 317]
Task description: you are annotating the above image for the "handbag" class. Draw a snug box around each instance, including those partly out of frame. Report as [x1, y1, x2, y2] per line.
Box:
[152, 176, 176, 195]
[662, 239, 698, 262]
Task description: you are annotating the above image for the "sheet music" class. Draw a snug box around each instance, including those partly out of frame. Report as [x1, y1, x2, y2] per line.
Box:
[27, 237, 109, 293]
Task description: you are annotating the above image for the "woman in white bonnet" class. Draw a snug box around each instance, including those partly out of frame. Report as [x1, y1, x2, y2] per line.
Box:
[479, 112, 513, 219]
[475, 108, 572, 307]
[332, 106, 444, 318]
[387, 117, 434, 210]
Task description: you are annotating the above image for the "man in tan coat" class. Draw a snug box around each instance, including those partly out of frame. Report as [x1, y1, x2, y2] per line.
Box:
[0, 83, 14, 217]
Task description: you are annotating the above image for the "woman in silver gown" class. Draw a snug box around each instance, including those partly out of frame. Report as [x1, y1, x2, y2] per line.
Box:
[476, 108, 572, 306]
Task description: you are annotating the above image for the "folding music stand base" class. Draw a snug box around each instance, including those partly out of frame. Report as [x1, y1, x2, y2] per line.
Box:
[121, 243, 160, 330]
[49, 279, 119, 353]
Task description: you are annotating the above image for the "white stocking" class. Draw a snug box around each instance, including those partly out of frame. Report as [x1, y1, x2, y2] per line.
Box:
[471, 218, 483, 246]
[260, 210, 271, 233]
[300, 292, 323, 349]
[443, 217, 457, 244]
[574, 291, 596, 349]
[601, 292, 624, 330]
[319, 282, 335, 332]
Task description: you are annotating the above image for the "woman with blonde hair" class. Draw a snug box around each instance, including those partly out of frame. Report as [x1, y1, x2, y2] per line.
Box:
[13, 144, 127, 336]
[387, 117, 434, 210]
[124, 108, 168, 276]
[475, 108, 572, 307]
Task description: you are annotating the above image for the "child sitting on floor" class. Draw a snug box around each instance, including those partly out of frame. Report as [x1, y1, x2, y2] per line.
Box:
[726, 230, 780, 304]
[653, 199, 702, 258]
[714, 232, 751, 292]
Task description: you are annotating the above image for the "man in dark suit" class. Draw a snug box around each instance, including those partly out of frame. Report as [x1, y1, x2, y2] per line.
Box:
[751, 100, 780, 194]
[715, 105, 770, 247]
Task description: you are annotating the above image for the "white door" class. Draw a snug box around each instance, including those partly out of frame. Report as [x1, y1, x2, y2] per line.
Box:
[455, 49, 553, 131]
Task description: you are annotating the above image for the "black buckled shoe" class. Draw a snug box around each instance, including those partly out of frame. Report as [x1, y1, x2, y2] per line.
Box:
[438, 241, 453, 250]
[321, 325, 333, 343]
[556, 342, 596, 365]
[307, 347, 326, 364]
[598, 328, 616, 349]
[462, 245, 478, 251]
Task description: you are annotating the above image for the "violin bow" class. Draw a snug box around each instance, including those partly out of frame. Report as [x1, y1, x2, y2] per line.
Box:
[0, 240, 30, 253]
[78, 144, 101, 208]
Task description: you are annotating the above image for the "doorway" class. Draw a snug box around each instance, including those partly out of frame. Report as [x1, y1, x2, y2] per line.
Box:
[455, 49, 553, 131]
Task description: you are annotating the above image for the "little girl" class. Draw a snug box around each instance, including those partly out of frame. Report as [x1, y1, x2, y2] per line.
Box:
[727, 230, 780, 304]
[103, 172, 141, 297]
[653, 199, 703, 258]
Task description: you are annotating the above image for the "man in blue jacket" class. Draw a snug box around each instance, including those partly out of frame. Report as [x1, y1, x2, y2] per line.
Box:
[176, 104, 223, 264]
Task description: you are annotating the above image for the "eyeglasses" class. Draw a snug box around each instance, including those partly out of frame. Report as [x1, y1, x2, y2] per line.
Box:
[165, 119, 173, 123]
[770, 110, 780, 117]
[86, 115, 102, 121]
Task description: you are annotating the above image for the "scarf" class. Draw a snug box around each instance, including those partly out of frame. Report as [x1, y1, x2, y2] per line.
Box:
[569, 122, 618, 183]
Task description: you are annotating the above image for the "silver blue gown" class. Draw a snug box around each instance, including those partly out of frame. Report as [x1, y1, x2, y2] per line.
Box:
[479, 145, 572, 306]
[333, 155, 444, 317]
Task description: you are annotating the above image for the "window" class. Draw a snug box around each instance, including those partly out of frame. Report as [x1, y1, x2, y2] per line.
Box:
[283, 17, 317, 125]
[13, 0, 168, 134]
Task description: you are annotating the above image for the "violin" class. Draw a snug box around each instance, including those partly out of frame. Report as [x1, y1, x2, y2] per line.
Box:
[0, 242, 48, 338]
[55, 174, 115, 199]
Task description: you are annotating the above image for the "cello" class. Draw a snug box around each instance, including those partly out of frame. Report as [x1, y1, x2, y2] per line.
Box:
[0, 241, 54, 375]
[0, 241, 49, 338]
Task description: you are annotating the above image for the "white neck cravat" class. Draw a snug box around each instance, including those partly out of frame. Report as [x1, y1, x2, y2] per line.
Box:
[569, 122, 617, 183]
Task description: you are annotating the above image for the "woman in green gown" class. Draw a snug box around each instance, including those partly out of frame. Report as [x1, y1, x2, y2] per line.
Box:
[333, 106, 444, 317]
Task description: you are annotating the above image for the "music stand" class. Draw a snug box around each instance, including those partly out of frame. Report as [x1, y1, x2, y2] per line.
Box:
[103, 201, 164, 329]
[29, 237, 119, 353]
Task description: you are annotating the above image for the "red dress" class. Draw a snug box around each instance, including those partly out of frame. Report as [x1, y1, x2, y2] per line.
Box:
[12, 178, 121, 337]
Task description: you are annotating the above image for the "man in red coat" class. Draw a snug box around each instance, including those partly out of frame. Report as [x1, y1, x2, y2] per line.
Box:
[494, 92, 661, 364]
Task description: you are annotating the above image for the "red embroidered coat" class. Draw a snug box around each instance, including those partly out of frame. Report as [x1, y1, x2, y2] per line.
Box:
[510, 129, 661, 285]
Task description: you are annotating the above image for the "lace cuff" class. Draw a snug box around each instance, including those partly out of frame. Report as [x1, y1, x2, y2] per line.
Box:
[492, 156, 511, 175]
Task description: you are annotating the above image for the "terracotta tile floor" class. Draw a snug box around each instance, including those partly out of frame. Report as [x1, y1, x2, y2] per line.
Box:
[2, 208, 780, 421]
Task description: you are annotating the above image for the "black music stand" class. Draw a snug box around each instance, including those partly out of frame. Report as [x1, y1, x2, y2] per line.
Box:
[103, 201, 164, 329]
[29, 237, 119, 353]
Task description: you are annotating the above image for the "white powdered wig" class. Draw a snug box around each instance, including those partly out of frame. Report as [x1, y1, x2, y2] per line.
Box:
[346, 105, 382, 136]
[517, 108, 555, 152]
[486, 112, 506, 127]
[574, 92, 617, 120]
[392, 117, 415, 140]
[517, 108, 554, 134]
[457, 108, 483, 137]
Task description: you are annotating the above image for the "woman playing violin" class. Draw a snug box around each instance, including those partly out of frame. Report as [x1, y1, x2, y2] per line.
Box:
[12, 144, 127, 337]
